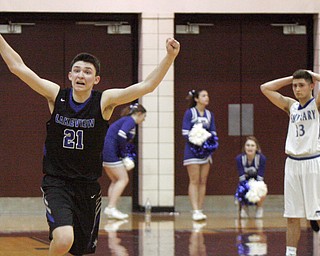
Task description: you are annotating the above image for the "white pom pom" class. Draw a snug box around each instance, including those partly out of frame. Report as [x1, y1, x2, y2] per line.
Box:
[122, 157, 135, 171]
[245, 179, 268, 203]
[188, 123, 212, 146]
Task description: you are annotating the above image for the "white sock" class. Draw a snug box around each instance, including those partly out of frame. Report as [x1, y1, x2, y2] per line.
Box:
[286, 246, 297, 256]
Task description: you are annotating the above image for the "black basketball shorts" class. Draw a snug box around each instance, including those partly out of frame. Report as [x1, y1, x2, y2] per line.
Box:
[41, 175, 102, 255]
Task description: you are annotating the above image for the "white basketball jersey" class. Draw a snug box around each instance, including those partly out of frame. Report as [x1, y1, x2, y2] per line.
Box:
[285, 98, 320, 156]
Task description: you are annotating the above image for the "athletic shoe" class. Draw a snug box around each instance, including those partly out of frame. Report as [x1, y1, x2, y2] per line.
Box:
[310, 220, 320, 232]
[240, 206, 249, 218]
[192, 210, 207, 221]
[255, 207, 264, 218]
[104, 207, 129, 220]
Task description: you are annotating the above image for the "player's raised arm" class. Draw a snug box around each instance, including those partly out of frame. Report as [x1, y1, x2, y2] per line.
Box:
[0, 34, 59, 104]
[260, 76, 295, 114]
[307, 71, 320, 109]
[101, 38, 180, 119]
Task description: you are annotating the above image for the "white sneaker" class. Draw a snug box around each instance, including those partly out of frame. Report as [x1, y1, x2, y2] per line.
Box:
[192, 210, 207, 221]
[255, 207, 264, 218]
[240, 206, 249, 218]
[104, 207, 129, 220]
[200, 211, 207, 220]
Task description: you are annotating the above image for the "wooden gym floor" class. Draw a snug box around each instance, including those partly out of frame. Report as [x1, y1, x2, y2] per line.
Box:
[0, 208, 318, 256]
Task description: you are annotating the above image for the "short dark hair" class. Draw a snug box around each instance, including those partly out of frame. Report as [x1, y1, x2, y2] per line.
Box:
[70, 53, 101, 76]
[292, 69, 313, 84]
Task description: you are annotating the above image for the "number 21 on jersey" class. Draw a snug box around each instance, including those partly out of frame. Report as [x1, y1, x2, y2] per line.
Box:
[63, 129, 84, 150]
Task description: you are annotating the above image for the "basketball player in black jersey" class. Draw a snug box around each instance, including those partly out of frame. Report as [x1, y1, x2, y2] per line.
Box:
[0, 34, 180, 256]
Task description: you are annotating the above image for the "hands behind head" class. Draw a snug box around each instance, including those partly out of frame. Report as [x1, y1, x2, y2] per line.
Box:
[307, 70, 320, 83]
[166, 38, 180, 57]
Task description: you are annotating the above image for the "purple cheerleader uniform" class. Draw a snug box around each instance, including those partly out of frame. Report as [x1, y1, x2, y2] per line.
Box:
[103, 116, 136, 168]
[236, 153, 266, 182]
[234, 152, 267, 205]
[182, 107, 218, 165]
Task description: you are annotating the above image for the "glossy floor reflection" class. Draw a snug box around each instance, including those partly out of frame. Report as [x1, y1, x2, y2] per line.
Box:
[0, 210, 318, 255]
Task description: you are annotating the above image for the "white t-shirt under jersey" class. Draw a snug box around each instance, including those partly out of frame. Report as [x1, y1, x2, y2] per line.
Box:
[285, 98, 320, 156]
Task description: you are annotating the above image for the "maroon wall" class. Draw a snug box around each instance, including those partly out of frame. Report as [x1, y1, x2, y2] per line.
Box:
[0, 13, 314, 198]
[0, 13, 138, 196]
[174, 14, 313, 195]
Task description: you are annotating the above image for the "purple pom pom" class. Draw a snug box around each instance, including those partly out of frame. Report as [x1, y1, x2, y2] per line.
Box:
[121, 143, 137, 161]
[235, 180, 255, 206]
[190, 135, 218, 158]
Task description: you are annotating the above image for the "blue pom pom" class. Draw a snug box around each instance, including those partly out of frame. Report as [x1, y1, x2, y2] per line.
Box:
[190, 135, 219, 158]
[235, 180, 255, 206]
[121, 143, 137, 161]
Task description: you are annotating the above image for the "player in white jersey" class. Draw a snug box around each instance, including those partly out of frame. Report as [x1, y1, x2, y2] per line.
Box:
[286, 99, 320, 156]
[261, 70, 320, 256]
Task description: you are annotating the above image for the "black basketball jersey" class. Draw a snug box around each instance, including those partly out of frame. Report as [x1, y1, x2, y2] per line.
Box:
[43, 88, 109, 181]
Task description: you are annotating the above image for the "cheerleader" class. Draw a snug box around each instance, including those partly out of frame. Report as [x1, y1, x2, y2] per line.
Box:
[103, 103, 146, 220]
[182, 89, 219, 221]
[235, 136, 267, 218]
